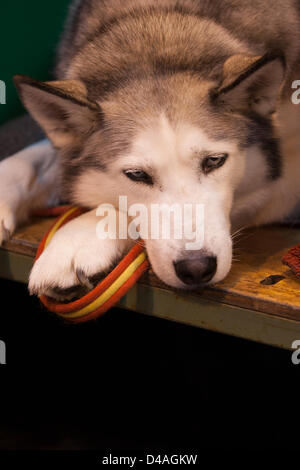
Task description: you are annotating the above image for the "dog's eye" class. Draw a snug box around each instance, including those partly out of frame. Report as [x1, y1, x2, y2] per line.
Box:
[123, 169, 153, 185]
[202, 153, 228, 174]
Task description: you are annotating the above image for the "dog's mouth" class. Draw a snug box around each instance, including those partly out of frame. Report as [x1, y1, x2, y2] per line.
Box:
[144, 239, 225, 289]
[144, 229, 233, 289]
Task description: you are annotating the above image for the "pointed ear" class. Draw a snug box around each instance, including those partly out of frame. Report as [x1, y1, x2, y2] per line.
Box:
[13, 75, 103, 149]
[212, 54, 285, 116]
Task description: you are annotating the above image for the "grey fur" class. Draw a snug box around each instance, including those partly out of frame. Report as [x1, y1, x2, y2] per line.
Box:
[14, 0, 300, 202]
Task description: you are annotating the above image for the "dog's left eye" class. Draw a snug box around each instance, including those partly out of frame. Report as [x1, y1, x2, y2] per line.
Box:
[123, 169, 153, 185]
[202, 153, 228, 174]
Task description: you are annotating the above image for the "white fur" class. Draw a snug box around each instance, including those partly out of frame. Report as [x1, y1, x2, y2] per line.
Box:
[74, 114, 243, 288]
[28, 209, 134, 296]
[0, 139, 59, 244]
[72, 111, 300, 288]
[1, 106, 300, 296]
[120, 116, 241, 287]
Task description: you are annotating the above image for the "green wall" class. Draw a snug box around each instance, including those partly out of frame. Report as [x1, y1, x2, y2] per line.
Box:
[0, 0, 71, 125]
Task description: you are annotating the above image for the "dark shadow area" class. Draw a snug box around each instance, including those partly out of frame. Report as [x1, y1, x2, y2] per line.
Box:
[0, 278, 299, 451]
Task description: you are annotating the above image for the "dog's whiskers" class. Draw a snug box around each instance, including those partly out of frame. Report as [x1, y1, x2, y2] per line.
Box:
[231, 225, 247, 241]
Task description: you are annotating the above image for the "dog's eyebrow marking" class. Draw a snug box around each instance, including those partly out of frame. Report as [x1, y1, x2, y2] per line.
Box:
[190, 149, 211, 158]
[191, 149, 227, 161]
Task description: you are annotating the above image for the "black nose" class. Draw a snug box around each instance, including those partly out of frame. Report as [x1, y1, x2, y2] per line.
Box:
[173, 255, 217, 285]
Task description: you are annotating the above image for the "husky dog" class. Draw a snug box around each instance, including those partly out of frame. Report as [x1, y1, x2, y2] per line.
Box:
[1, 0, 300, 298]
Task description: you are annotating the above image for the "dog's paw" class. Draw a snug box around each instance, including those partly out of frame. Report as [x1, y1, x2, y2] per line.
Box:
[28, 209, 135, 300]
[0, 202, 16, 245]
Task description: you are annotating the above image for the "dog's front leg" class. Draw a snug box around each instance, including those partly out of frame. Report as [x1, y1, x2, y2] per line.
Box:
[28, 208, 135, 300]
[0, 139, 59, 244]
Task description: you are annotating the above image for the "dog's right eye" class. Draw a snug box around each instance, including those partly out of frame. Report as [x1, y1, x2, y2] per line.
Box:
[202, 153, 228, 174]
[123, 169, 153, 185]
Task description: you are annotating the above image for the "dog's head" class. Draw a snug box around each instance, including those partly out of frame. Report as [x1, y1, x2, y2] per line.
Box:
[14, 53, 285, 288]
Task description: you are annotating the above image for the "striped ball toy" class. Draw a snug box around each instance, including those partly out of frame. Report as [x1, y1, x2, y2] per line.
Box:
[34, 206, 149, 323]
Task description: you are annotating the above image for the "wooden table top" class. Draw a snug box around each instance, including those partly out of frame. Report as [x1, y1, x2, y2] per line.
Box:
[1, 117, 299, 349]
[2, 215, 300, 322]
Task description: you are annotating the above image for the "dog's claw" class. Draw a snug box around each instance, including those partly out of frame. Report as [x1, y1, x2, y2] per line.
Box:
[76, 268, 94, 291]
[1, 220, 11, 242]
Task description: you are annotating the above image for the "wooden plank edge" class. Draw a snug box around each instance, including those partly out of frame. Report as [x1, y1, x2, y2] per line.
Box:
[1, 248, 300, 350]
[119, 284, 300, 351]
